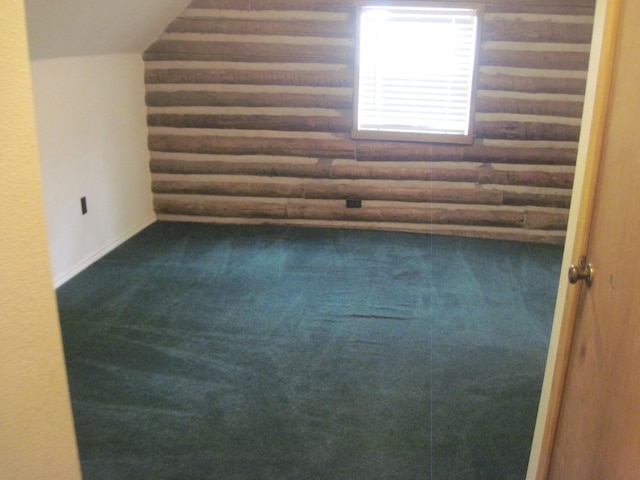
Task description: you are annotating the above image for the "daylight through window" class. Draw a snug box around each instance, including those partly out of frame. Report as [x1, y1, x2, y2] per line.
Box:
[353, 4, 481, 144]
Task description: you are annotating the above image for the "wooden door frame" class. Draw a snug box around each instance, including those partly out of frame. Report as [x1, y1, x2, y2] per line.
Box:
[526, 1, 622, 478]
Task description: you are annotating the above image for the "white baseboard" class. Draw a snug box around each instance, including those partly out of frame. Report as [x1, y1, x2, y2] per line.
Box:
[53, 216, 156, 288]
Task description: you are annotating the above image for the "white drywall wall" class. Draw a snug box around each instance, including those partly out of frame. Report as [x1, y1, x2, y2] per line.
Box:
[31, 54, 155, 286]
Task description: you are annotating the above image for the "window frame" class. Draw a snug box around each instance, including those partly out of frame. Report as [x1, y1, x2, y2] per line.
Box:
[352, 2, 483, 145]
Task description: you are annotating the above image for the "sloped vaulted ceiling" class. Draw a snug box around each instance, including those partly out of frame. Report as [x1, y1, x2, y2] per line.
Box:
[24, 0, 192, 59]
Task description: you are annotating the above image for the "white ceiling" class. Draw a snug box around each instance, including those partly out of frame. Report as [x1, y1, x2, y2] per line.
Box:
[24, 0, 192, 59]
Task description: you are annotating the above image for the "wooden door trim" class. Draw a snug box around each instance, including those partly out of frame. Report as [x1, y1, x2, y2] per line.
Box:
[526, 0, 622, 478]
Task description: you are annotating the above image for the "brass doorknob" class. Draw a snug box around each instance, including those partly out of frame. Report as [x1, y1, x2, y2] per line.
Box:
[568, 256, 594, 285]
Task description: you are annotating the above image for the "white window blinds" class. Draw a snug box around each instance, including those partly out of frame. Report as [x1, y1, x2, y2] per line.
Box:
[355, 5, 480, 140]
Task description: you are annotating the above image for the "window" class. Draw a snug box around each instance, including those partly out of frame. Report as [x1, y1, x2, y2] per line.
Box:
[353, 4, 482, 144]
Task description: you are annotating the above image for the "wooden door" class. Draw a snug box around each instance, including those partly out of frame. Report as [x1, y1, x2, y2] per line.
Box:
[538, 0, 640, 477]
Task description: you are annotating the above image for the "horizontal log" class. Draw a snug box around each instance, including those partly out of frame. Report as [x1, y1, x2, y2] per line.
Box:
[355, 142, 464, 163]
[478, 165, 574, 188]
[155, 194, 527, 227]
[149, 134, 356, 158]
[152, 177, 302, 198]
[150, 156, 330, 178]
[524, 209, 569, 229]
[144, 51, 342, 63]
[166, 18, 353, 38]
[462, 144, 578, 165]
[329, 160, 481, 182]
[302, 181, 502, 205]
[145, 68, 353, 87]
[478, 71, 587, 94]
[355, 141, 426, 162]
[153, 214, 567, 245]
[144, 40, 352, 63]
[155, 195, 288, 218]
[152, 176, 504, 205]
[287, 201, 526, 227]
[150, 134, 575, 163]
[484, 5, 594, 15]
[146, 111, 352, 132]
[475, 95, 584, 117]
[479, 48, 590, 71]
[149, 134, 578, 165]
[145, 90, 352, 109]
[475, 120, 581, 141]
[180, 9, 348, 21]
[502, 190, 571, 208]
[482, 17, 593, 43]
[188, 0, 354, 12]
[149, 155, 484, 182]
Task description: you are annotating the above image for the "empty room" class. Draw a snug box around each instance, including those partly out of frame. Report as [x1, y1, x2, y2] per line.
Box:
[17, 0, 600, 478]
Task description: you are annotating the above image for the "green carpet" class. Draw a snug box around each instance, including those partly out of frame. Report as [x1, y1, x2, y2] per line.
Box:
[56, 222, 562, 479]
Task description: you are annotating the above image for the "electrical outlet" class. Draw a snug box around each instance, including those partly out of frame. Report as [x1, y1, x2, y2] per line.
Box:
[346, 199, 362, 208]
[81, 196, 88, 215]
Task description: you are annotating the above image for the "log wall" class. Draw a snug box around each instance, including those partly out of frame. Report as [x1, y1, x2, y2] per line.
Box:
[144, 0, 596, 244]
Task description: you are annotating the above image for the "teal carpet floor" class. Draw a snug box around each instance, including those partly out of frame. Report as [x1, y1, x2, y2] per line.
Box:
[56, 222, 562, 479]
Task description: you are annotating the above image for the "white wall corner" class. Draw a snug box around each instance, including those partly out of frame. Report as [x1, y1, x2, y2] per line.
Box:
[53, 215, 156, 288]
